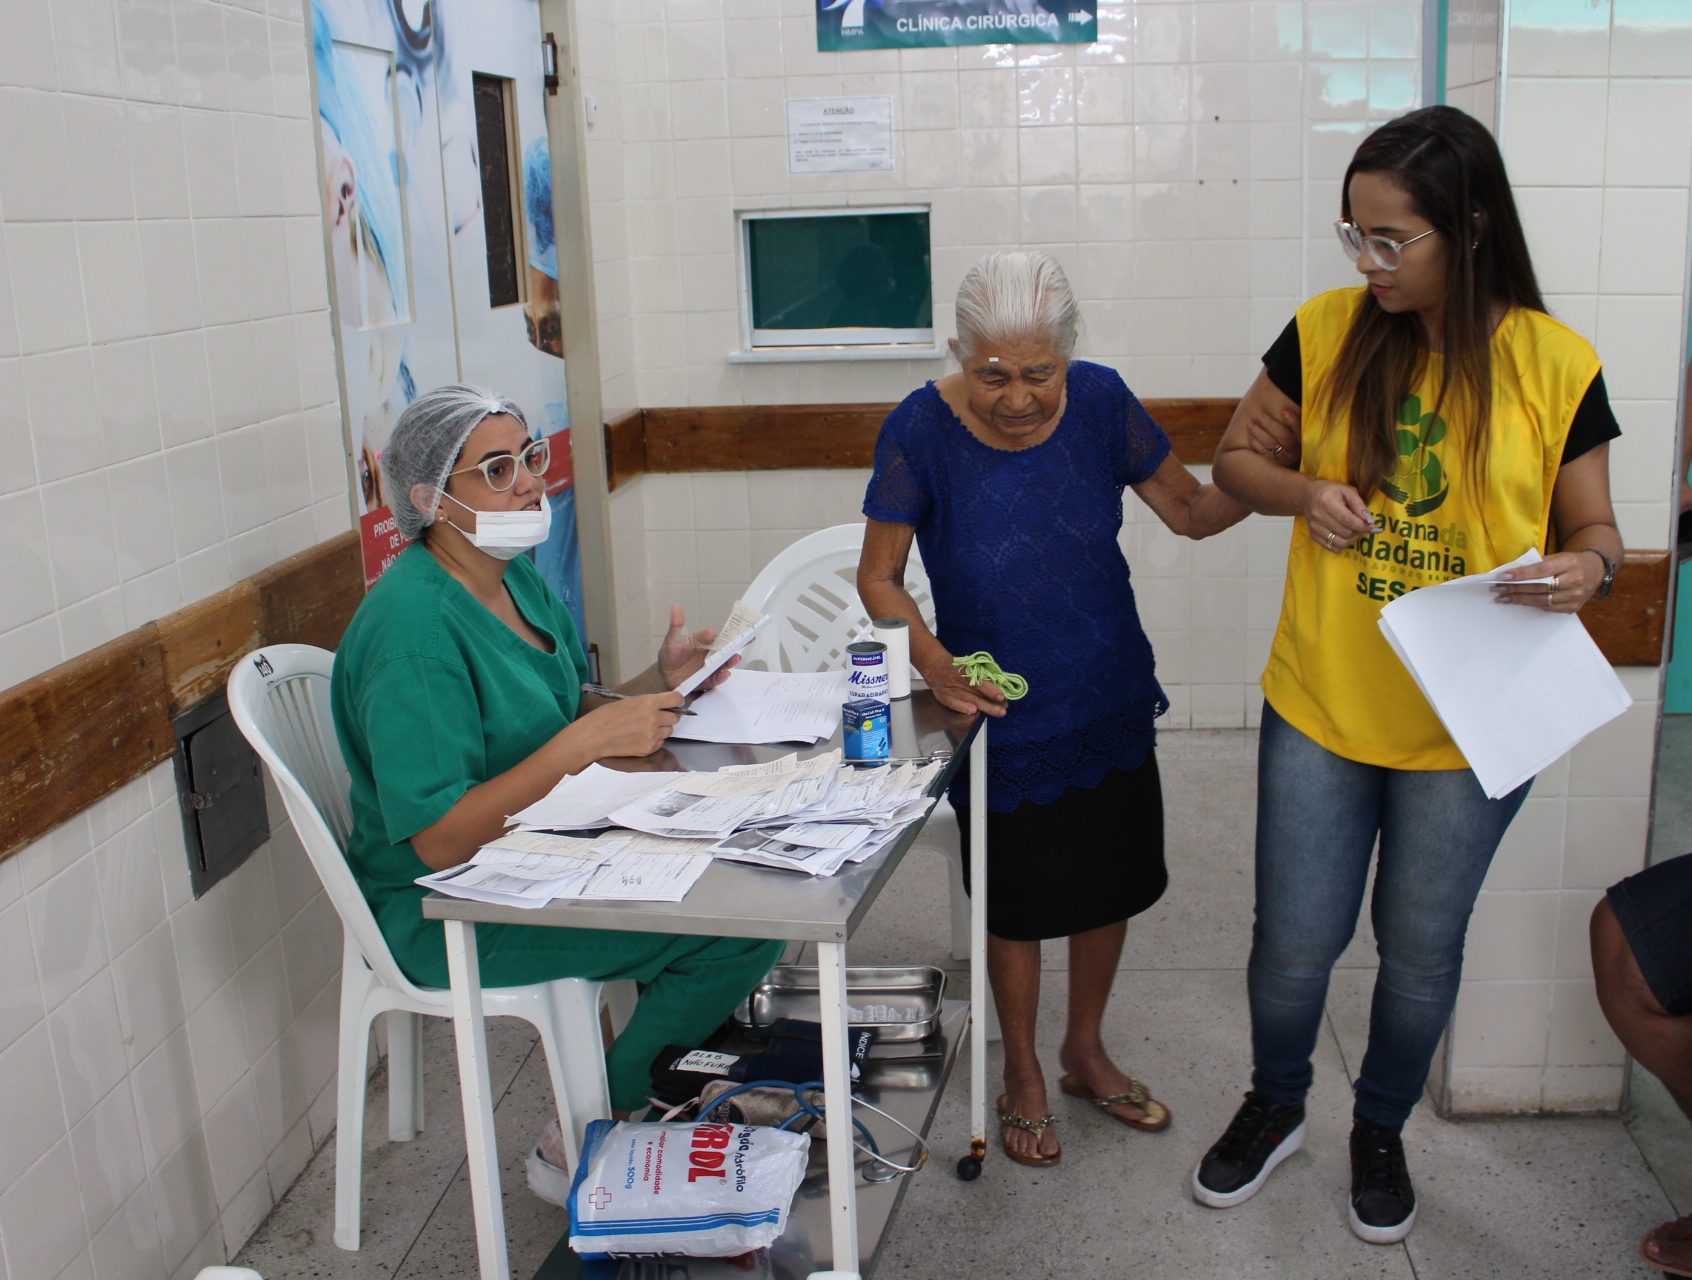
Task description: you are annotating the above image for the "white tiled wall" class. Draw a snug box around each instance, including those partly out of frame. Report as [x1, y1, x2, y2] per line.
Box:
[0, 0, 349, 693]
[1439, 0, 1692, 1115]
[571, 0, 1427, 415]
[0, 2, 354, 1275]
[0, 766, 341, 1280]
[1502, 0, 1692, 552]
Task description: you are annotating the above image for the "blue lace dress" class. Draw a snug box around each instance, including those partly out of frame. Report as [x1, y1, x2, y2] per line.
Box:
[863, 360, 1172, 939]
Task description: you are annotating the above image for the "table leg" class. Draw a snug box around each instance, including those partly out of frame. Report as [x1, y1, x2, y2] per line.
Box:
[445, 918, 511, 1280]
[812, 938, 860, 1280]
[970, 723, 988, 1172]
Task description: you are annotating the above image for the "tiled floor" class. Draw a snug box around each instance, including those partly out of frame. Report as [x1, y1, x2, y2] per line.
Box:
[237, 730, 1687, 1280]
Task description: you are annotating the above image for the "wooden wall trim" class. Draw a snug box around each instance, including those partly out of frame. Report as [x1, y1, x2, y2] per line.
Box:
[1585, 550, 1670, 668]
[0, 531, 364, 863]
[601, 400, 1671, 668]
[603, 398, 1239, 489]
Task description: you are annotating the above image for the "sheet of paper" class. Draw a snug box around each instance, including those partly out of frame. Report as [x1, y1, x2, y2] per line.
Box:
[419, 844, 708, 906]
[607, 788, 769, 836]
[508, 764, 687, 831]
[1378, 550, 1632, 799]
[416, 860, 593, 906]
[767, 821, 873, 849]
[615, 831, 717, 855]
[578, 851, 711, 901]
[481, 831, 617, 863]
[670, 669, 848, 745]
[673, 601, 771, 696]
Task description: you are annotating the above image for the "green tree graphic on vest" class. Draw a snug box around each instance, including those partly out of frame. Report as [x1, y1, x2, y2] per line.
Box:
[1380, 394, 1448, 516]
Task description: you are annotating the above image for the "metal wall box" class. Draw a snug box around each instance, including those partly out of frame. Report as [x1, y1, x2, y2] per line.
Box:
[173, 692, 269, 898]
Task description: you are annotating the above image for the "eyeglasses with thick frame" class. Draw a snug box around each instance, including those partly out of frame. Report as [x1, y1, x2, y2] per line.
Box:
[1335, 220, 1438, 272]
[445, 438, 551, 492]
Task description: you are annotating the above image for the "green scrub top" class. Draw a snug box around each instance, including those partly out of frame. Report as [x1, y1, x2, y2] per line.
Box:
[331, 543, 588, 982]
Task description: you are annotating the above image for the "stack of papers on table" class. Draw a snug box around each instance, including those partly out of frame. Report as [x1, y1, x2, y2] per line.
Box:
[671, 669, 848, 745]
[417, 829, 711, 908]
[505, 764, 688, 831]
[1378, 550, 1632, 799]
[612, 749, 945, 876]
[423, 749, 948, 909]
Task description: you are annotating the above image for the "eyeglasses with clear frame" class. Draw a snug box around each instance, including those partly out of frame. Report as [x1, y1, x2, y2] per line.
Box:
[1335, 220, 1439, 272]
[445, 438, 551, 492]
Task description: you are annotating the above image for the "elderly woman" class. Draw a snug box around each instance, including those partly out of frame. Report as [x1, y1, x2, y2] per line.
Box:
[331, 384, 783, 1128]
[858, 252, 1287, 1166]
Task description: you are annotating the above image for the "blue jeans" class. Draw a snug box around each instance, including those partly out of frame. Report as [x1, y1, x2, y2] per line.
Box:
[1248, 702, 1529, 1131]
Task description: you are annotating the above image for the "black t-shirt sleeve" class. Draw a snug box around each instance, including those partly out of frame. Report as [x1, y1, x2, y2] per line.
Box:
[1262, 318, 1302, 404]
[1561, 370, 1621, 465]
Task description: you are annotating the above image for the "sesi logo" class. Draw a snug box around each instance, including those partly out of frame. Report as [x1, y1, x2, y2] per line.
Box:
[687, 1123, 734, 1182]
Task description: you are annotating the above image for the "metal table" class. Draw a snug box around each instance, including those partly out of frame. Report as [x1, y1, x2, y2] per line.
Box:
[423, 692, 986, 1280]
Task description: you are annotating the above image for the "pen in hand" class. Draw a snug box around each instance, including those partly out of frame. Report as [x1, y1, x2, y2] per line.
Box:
[581, 683, 698, 715]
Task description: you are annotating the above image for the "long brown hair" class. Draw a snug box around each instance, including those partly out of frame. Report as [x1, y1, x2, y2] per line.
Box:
[1319, 106, 1545, 501]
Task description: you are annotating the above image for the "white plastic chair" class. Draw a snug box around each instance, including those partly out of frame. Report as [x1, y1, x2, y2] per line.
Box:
[741, 524, 970, 962]
[227, 644, 627, 1251]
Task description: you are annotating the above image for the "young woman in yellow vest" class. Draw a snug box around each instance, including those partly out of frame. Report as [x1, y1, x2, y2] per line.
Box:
[1199, 105, 1624, 1244]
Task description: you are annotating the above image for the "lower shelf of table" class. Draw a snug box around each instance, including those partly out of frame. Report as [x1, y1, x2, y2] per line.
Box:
[533, 999, 971, 1280]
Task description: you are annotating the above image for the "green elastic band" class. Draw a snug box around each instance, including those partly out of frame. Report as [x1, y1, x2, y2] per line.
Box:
[951, 652, 1028, 700]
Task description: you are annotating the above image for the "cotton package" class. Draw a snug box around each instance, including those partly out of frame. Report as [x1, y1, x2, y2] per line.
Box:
[566, 1119, 811, 1257]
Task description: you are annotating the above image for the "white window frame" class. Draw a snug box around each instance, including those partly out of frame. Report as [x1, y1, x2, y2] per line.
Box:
[730, 205, 941, 363]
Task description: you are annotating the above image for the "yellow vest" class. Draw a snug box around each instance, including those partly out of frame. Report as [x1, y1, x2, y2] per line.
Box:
[1261, 286, 1603, 769]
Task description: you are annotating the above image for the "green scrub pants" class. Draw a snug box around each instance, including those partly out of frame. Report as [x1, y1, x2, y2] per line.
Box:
[410, 921, 784, 1112]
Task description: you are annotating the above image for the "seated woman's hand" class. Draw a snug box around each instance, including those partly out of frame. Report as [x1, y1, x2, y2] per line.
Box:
[657, 603, 739, 692]
[577, 692, 685, 760]
[921, 654, 1009, 718]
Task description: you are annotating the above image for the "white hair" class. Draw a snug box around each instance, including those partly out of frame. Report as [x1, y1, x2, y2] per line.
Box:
[952, 251, 1080, 361]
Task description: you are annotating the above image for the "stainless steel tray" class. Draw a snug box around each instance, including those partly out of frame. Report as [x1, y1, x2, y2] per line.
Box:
[733, 965, 947, 1042]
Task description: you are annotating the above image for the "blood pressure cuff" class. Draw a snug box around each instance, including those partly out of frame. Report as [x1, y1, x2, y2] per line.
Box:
[650, 1020, 874, 1104]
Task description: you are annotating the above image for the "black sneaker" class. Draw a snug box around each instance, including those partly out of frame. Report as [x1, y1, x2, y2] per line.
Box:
[1349, 1118, 1417, 1243]
[1191, 1091, 1307, 1208]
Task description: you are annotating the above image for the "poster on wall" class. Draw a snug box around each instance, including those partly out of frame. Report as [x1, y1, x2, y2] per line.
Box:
[310, 0, 584, 632]
[815, 0, 1096, 50]
[786, 97, 894, 175]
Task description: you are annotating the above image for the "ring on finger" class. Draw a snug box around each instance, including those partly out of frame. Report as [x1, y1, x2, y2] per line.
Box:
[1269, 443, 1283, 455]
[1325, 531, 1336, 549]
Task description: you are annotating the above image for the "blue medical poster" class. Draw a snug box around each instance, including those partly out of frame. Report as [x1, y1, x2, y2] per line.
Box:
[310, 0, 584, 629]
[816, 0, 1096, 49]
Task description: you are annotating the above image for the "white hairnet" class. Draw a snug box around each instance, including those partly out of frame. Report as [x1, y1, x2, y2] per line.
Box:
[381, 384, 529, 540]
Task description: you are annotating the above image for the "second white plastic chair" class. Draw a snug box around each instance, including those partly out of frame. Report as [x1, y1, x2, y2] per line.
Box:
[741, 523, 970, 962]
[226, 644, 630, 1251]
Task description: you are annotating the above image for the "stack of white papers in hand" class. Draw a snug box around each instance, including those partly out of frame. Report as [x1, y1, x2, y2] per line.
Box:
[674, 600, 770, 696]
[1378, 550, 1633, 799]
[417, 830, 712, 908]
[671, 669, 848, 745]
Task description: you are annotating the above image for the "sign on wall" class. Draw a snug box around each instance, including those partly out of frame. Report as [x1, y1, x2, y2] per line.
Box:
[815, 0, 1096, 50]
[309, 0, 584, 631]
[786, 97, 894, 175]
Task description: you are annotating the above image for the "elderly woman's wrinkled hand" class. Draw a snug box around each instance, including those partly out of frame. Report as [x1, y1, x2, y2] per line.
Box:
[657, 603, 738, 693]
[921, 655, 1009, 718]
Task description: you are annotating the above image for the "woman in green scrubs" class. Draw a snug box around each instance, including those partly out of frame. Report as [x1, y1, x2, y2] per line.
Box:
[332, 384, 783, 1116]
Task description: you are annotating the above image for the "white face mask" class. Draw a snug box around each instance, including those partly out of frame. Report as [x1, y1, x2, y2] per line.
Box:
[440, 490, 551, 560]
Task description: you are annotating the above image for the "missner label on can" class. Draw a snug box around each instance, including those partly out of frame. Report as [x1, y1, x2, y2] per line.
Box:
[843, 698, 890, 760]
[845, 641, 889, 702]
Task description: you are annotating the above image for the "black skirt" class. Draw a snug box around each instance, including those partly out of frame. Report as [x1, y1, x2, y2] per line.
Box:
[955, 752, 1167, 942]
